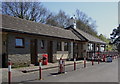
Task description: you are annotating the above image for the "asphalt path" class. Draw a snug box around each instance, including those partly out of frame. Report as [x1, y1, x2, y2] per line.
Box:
[34, 59, 118, 82]
[2, 58, 118, 83]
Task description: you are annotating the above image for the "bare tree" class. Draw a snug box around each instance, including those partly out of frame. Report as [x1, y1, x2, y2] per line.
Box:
[2, 2, 52, 23]
[46, 10, 70, 28]
[75, 9, 97, 36]
[46, 13, 59, 27]
[55, 10, 69, 28]
[76, 9, 89, 24]
[2, 2, 98, 36]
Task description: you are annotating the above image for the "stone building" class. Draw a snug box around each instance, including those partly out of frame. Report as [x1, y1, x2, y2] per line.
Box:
[1, 14, 106, 67]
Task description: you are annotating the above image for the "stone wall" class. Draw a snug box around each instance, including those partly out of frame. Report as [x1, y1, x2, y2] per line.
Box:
[52, 41, 57, 63]
[7, 33, 31, 67]
[68, 42, 73, 60]
[7, 33, 50, 66]
[56, 51, 69, 60]
[8, 54, 31, 67]
[7, 32, 75, 67]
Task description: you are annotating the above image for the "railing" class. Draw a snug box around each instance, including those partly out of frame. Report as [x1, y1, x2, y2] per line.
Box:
[87, 51, 119, 59]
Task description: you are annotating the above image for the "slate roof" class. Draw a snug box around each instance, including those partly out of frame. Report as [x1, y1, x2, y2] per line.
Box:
[73, 28, 106, 44]
[1, 14, 80, 41]
[1, 14, 106, 44]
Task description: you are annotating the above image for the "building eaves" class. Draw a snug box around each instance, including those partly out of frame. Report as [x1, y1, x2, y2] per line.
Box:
[72, 28, 106, 44]
[1, 14, 81, 41]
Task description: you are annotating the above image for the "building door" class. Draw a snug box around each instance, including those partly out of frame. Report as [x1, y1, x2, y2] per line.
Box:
[47, 41, 53, 62]
[73, 43, 78, 59]
[2, 34, 8, 68]
[2, 53, 8, 68]
[30, 39, 38, 65]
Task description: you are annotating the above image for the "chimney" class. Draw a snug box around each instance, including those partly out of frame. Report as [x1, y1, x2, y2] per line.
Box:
[69, 15, 76, 29]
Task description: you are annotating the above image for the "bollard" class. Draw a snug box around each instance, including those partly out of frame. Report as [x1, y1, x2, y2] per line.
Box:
[103, 54, 105, 62]
[39, 59, 42, 80]
[92, 57, 94, 65]
[8, 61, 12, 84]
[60, 58, 63, 73]
[112, 56, 114, 60]
[92, 60, 94, 65]
[84, 57, 86, 68]
[98, 56, 100, 64]
[103, 57, 105, 62]
[63, 60, 65, 73]
[114, 55, 116, 59]
[74, 58, 76, 70]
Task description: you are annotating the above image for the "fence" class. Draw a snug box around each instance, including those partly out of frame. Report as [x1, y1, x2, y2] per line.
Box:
[87, 51, 119, 60]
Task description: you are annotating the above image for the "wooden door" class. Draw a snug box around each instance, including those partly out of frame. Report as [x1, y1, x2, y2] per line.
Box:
[30, 39, 38, 65]
[73, 43, 78, 59]
[2, 34, 8, 68]
[2, 53, 8, 68]
[47, 41, 53, 62]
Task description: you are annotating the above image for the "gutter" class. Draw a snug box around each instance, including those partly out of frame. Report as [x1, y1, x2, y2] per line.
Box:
[2, 28, 80, 41]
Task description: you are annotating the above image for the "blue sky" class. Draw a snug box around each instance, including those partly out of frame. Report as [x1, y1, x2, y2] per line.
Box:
[42, 2, 118, 38]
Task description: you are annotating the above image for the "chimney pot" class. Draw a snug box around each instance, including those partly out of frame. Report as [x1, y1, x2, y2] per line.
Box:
[69, 16, 76, 29]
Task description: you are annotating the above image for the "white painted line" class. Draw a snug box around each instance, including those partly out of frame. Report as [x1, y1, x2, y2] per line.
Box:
[52, 75, 57, 77]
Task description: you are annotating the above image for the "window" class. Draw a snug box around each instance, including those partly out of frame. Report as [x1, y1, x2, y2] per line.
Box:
[3, 41, 6, 45]
[57, 42, 62, 51]
[100, 45, 105, 51]
[97, 46, 99, 51]
[41, 40, 45, 49]
[15, 37, 24, 48]
[81, 44, 83, 49]
[88, 43, 94, 51]
[89, 43, 93, 50]
[64, 42, 68, 51]
[74, 43, 78, 50]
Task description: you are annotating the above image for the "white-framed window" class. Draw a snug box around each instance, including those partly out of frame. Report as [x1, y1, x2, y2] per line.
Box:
[57, 42, 62, 51]
[64, 42, 68, 51]
[15, 37, 24, 48]
[41, 40, 45, 49]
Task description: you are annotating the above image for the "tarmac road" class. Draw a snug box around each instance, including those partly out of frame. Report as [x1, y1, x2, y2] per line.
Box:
[2, 58, 119, 83]
[34, 59, 118, 82]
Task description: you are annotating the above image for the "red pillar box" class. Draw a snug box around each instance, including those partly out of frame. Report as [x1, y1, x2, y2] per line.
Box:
[42, 54, 48, 65]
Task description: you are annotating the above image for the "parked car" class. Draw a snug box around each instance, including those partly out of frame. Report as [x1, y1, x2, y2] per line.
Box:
[106, 56, 112, 62]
